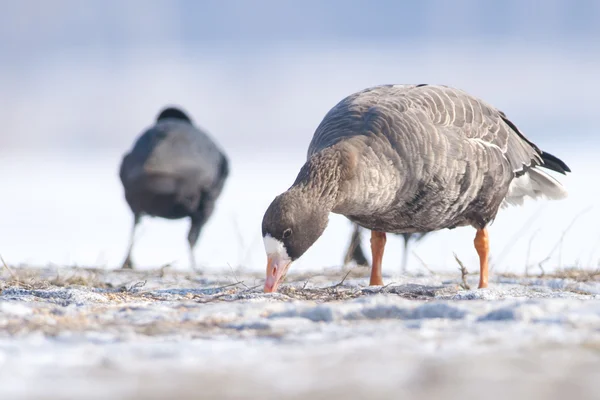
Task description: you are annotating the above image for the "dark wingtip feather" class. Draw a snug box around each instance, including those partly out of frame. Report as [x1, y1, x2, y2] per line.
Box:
[499, 112, 571, 175]
[540, 151, 571, 174]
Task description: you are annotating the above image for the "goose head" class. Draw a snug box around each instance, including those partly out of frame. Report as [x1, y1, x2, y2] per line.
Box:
[261, 190, 329, 292]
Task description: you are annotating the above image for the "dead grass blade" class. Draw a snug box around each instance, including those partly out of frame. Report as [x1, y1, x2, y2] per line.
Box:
[328, 268, 354, 289]
[453, 253, 471, 290]
[0, 255, 17, 281]
[530, 206, 593, 275]
[412, 251, 437, 275]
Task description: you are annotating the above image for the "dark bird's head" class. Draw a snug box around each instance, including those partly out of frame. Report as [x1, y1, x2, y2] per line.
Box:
[156, 107, 192, 123]
[261, 190, 329, 293]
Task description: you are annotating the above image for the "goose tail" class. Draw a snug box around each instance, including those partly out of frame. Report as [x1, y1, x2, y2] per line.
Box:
[503, 151, 570, 208]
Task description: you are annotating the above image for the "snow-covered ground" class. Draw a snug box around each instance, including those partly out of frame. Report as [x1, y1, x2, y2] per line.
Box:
[1, 266, 599, 400]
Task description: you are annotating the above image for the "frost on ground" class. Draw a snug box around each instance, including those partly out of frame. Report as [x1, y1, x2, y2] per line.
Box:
[1, 265, 600, 400]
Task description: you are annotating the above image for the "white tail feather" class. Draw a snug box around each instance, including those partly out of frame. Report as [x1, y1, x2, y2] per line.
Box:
[502, 168, 568, 208]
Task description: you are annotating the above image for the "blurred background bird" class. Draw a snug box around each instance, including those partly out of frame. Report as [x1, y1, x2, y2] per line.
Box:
[118, 106, 229, 270]
[343, 223, 429, 273]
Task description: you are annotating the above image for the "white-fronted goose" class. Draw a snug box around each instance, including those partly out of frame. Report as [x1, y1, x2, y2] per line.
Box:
[119, 107, 229, 270]
[261, 84, 570, 292]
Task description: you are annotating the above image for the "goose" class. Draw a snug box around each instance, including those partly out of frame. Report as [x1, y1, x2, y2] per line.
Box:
[119, 107, 229, 270]
[344, 222, 428, 273]
[261, 84, 570, 292]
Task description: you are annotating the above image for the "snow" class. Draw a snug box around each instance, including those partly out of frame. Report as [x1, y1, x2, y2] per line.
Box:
[1, 266, 599, 400]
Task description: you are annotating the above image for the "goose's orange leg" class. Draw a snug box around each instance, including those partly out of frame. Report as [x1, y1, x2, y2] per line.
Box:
[370, 231, 386, 286]
[474, 228, 489, 289]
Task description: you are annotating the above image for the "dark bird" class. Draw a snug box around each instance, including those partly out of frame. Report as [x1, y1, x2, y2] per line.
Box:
[261, 84, 570, 292]
[343, 222, 428, 273]
[119, 106, 229, 270]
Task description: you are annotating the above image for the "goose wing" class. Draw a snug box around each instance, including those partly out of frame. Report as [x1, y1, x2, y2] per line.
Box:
[307, 84, 562, 176]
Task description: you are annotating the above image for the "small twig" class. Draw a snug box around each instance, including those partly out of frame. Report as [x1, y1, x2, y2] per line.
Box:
[494, 205, 546, 269]
[544, 207, 592, 266]
[240, 284, 261, 292]
[302, 279, 310, 290]
[524, 229, 540, 277]
[212, 281, 246, 291]
[155, 261, 175, 270]
[195, 292, 231, 303]
[227, 263, 249, 289]
[377, 281, 397, 292]
[232, 216, 245, 259]
[1, 255, 17, 281]
[230, 215, 260, 268]
[329, 268, 354, 289]
[158, 263, 173, 278]
[195, 283, 261, 304]
[126, 280, 147, 292]
[537, 262, 546, 278]
[412, 251, 437, 275]
[135, 282, 250, 300]
[453, 253, 471, 290]
[231, 214, 253, 268]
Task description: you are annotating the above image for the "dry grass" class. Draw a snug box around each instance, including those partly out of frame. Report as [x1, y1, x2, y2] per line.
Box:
[278, 285, 364, 302]
[1, 258, 598, 308]
[543, 267, 600, 282]
[0, 263, 449, 305]
[495, 267, 600, 282]
[0, 267, 108, 291]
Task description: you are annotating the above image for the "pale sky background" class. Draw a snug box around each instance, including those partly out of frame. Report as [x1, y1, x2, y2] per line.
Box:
[0, 1, 598, 275]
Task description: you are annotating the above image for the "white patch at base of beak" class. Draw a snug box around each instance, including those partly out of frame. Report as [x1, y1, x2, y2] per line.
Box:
[263, 234, 290, 261]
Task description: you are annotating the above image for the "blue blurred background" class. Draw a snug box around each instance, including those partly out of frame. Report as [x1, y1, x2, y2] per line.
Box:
[0, 0, 598, 274]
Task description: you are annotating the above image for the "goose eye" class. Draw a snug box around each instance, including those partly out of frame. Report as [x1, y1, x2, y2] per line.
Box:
[282, 228, 292, 238]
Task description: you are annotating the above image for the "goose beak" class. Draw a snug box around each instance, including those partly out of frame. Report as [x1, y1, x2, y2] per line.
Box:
[264, 255, 290, 293]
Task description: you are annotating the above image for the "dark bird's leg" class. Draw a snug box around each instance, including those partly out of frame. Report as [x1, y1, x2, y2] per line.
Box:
[121, 213, 140, 269]
[186, 190, 217, 273]
[474, 228, 489, 289]
[187, 219, 202, 272]
[344, 223, 369, 266]
[188, 196, 215, 273]
[369, 231, 386, 286]
[400, 233, 411, 274]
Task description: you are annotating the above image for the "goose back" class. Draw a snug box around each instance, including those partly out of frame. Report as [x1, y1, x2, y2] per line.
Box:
[306, 84, 564, 233]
